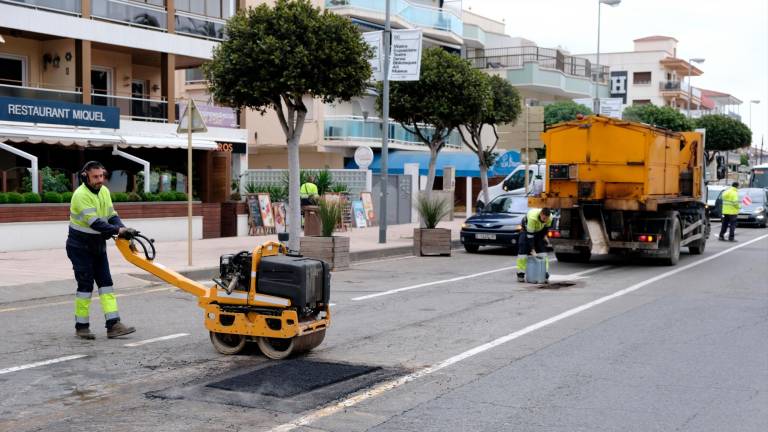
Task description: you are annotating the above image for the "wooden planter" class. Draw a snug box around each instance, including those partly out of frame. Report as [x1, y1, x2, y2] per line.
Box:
[413, 228, 451, 256]
[300, 235, 350, 271]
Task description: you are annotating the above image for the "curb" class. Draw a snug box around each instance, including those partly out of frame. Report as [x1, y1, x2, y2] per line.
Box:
[171, 239, 464, 281]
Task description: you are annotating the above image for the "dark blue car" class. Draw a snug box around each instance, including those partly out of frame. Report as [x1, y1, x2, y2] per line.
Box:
[460, 194, 529, 253]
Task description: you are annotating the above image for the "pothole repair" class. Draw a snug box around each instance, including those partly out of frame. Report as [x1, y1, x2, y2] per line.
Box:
[537, 281, 577, 290]
[146, 359, 406, 413]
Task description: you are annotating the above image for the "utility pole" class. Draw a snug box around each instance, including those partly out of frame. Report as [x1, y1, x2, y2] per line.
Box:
[379, 0, 391, 244]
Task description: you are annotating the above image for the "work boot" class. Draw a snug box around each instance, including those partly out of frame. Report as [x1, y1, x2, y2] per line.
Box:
[545, 273, 550, 284]
[76, 328, 95, 340]
[517, 272, 525, 283]
[107, 322, 136, 339]
[718, 236, 725, 241]
[729, 238, 737, 242]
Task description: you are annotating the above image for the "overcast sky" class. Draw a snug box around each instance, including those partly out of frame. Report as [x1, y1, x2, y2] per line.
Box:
[464, 0, 768, 151]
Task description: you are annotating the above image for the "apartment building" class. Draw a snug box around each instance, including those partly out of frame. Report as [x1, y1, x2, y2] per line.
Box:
[0, 0, 247, 201]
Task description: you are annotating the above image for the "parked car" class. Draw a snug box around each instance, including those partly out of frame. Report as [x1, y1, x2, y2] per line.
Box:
[706, 184, 727, 218]
[461, 193, 557, 253]
[475, 162, 546, 211]
[713, 187, 768, 228]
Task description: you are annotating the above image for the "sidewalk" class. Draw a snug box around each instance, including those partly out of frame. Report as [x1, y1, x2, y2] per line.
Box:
[0, 219, 465, 303]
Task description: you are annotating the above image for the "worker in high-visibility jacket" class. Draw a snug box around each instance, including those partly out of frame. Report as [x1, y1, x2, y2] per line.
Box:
[68, 161, 136, 340]
[300, 176, 319, 206]
[516, 208, 552, 282]
[719, 182, 741, 242]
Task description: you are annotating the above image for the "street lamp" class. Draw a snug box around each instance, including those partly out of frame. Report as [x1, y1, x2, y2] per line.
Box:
[594, 0, 621, 115]
[686, 57, 705, 118]
[749, 100, 760, 160]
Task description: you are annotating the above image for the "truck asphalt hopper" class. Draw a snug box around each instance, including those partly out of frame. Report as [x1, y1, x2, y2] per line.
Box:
[115, 232, 330, 359]
[530, 115, 710, 265]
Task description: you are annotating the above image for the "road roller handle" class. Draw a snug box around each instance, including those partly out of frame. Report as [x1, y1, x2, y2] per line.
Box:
[114, 232, 210, 299]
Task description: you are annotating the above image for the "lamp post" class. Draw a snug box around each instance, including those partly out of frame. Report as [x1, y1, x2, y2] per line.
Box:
[749, 100, 760, 164]
[594, 0, 621, 115]
[686, 57, 705, 118]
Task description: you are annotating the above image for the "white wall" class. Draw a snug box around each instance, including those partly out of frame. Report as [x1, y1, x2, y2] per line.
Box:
[0, 217, 203, 252]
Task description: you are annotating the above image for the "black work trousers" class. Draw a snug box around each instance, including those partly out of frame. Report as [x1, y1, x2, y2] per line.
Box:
[66, 234, 118, 329]
[719, 214, 737, 240]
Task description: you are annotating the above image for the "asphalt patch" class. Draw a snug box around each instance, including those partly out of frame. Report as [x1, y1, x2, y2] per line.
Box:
[537, 281, 577, 290]
[206, 360, 379, 397]
[147, 359, 406, 413]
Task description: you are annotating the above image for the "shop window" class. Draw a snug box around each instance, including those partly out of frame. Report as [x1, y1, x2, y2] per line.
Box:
[633, 72, 651, 84]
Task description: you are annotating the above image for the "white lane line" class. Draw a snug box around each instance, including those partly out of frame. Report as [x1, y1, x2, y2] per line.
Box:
[0, 354, 87, 375]
[351, 263, 610, 302]
[123, 333, 190, 347]
[270, 234, 768, 432]
[351, 266, 517, 301]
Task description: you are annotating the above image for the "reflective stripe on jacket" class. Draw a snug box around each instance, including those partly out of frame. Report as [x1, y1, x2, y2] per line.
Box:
[69, 184, 118, 234]
[721, 187, 740, 215]
[525, 208, 553, 233]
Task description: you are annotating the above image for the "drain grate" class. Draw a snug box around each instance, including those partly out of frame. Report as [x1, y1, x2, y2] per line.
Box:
[206, 359, 379, 398]
[537, 282, 577, 290]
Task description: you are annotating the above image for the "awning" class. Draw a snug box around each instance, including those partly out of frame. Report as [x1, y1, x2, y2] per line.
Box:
[0, 124, 218, 150]
[348, 150, 492, 177]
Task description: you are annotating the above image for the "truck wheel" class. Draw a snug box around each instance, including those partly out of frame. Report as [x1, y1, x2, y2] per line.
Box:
[555, 250, 591, 263]
[688, 237, 706, 255]
[664, 218, 681, 265]
[464, 244, 480, 253]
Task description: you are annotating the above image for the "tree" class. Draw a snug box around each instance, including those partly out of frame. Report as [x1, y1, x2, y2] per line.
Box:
[380, 47, 488, 193]
[459, 74, 521, 206]
[694, 114, 752, 163]
[543, 100, 593, 129]
[203, 0, 371, 251]
[621, 104, 694, 132]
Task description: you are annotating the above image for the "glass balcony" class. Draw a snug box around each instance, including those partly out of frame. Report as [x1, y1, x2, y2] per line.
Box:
[0, 82, 82, 103]
[324, 116, 462, 149]
[462, 23, 486, 45]
[91, 93, 168, 122]
[325, 0, 463, 37]
[466, 46, 609, 83]
[175, 11, 226, 40]
[0, 0, 81, 15]
[91, 0, 167, 31]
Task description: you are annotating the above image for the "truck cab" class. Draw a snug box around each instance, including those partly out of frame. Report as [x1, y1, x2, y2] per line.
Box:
[476, 162, 546, 210]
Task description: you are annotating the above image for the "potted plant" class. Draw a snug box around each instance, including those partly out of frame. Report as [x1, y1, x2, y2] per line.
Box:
[300, 198, 350, 270]
[413, 193, 452, 256]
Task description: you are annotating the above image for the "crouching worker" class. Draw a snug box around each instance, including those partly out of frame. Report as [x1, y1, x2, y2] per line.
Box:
[68, 161, 136, 340]
[516, 208, 552, 283]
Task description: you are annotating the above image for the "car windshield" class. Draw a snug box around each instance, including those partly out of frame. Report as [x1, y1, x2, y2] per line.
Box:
[707, 188, 724, 200]
[738, 189, 765, 203]
[485, 195, 528, 214]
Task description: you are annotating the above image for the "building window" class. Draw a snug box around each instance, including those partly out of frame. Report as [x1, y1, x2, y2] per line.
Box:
[185, 68, 205, 83]
[176, 0, 234, 19]
[632, 99, 652, 105]
[633, 72, 651, 84]
[0, 54, 25, 87]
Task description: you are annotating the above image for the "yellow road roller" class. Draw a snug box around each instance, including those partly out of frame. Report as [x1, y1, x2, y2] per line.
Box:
[115, 232, 330, 359]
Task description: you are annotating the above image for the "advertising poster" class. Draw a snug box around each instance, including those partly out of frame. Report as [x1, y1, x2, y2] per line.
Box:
[257, 193, 275, 228]
[352, 200, 367, 228]
[273, 202, 286, 233]
[361, 191, 375, 225]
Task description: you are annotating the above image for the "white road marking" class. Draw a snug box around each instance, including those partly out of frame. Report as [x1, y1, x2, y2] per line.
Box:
[547, 265, 610, 282]
[0, 354, 87, 375]
[123, 333, 189, 347]
[351, 264, 610, 301]
[351, 266, 517, 301]
[270, 233, 768, 432]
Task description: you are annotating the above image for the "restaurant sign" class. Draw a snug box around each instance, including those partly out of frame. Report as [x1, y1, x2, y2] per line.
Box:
[0, 96, 120, 129]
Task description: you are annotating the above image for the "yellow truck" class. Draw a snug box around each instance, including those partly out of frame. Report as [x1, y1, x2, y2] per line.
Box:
[529, 116, 709, 265]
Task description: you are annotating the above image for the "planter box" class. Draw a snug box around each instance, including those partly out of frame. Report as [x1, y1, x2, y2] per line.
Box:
[413, 228, 451, 256]
[300, 235, 350, 271]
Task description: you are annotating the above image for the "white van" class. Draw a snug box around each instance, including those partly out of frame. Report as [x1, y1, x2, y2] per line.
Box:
[476, 162, 547, 210]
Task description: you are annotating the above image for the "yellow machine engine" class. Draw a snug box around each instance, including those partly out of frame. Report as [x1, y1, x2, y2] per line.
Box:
[116, 232, 330, 359]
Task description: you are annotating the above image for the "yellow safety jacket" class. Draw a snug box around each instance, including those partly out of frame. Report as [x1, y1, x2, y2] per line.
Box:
[525, 208, 553, 233]
[721, 187, 740, 216]
[300, 182, 318, 199]
[69, 184, 118, 235]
